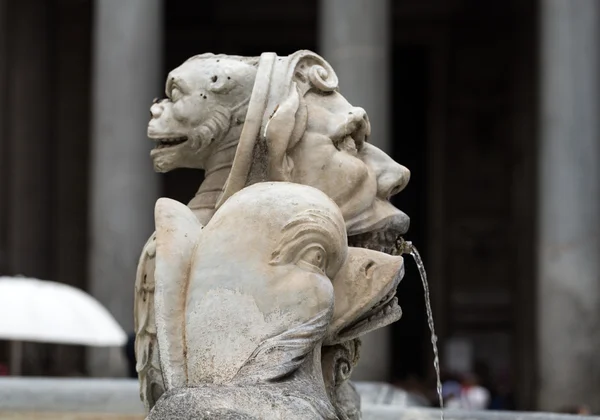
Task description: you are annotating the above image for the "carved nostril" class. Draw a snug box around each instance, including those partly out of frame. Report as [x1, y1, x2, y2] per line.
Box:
[389, 185, 402, 198]
[383, 165, 410, 198]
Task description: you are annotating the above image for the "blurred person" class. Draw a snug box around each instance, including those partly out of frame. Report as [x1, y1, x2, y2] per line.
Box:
[443, 372, 491, 410]
[457, 372, 490, 410]
[442, 379, 462, 409]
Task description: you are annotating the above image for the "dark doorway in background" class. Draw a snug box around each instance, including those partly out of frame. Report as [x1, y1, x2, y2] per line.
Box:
[389, 46, 430, 383]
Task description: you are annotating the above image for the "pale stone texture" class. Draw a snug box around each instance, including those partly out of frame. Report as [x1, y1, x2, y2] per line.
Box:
[319, 0, 393, 382]
[135, 51, 411, 418]
[148, 182, 407, 418]
[88, 0, 162, 376]
[537, 0, 600, 412]
[150, 184, 347, 418]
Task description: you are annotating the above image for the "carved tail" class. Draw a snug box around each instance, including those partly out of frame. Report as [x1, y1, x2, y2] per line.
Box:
[153, 198, 203, 390]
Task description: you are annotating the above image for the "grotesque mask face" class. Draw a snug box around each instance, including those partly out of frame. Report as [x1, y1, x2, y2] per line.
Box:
[290, 135, 409, 337]
[147, 55, 258, 172]
[287, 93, 411, 242]
[148, 53, 411, 275]
[260, 82, 410, 337]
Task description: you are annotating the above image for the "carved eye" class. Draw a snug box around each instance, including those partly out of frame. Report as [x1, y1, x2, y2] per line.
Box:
[297, 245, 328, 274]
[362, 260, 376, 277]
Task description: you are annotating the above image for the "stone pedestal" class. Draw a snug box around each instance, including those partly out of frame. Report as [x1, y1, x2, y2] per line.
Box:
[537, 0, 600, 411]
[318, 0, 392, 381]
[88, 0, 162, 376]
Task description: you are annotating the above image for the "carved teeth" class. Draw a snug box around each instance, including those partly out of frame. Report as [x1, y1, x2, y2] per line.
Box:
[347, 231, 405, 257]
[154, 136, 188, 149]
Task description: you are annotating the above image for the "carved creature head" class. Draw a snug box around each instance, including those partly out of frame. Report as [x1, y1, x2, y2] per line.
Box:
[326, 247, 404, 345]
[149, 53, 412, 277]
[236, 51, 410, 338]
[153, 182, 348, 392]
[148, 50, 412, 375]
[148, 54, 258, 172]
[318, 247, 404, 419]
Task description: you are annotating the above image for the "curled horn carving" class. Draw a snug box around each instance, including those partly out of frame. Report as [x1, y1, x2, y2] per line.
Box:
[290, 51, 339, 94]
[308, 62, 338, 92]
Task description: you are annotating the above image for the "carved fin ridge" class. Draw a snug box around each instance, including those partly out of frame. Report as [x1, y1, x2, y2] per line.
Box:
[154, 198, 203, 390]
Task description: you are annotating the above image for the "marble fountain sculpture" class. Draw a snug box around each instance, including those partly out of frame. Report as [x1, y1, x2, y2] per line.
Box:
[135, 50, 413, 419]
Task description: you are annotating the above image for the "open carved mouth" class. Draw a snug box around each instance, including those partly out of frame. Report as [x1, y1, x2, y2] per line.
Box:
[338, 296, 400, 340]
[153, 136, 188, 149]
[334, 228, 406, 341]
[348, 229, 405, 256]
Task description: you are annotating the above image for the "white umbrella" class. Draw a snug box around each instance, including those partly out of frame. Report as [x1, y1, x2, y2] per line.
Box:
[0, 276, 127, 375]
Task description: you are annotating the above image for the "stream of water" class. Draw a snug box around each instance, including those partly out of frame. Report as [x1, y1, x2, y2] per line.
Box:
[401, 240, 444, 420]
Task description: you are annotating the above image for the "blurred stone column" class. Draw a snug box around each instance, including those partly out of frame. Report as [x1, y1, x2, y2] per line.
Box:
[0, 0, 6, 273]
[537, 0, 600, 411]
[319, 0, 391, 381]
[4, 0, 54, 375]
[6, 0, 53, 281]
[88, 0, 162, 376]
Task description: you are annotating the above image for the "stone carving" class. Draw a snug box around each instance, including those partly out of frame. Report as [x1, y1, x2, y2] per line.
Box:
[146, 182, 405, 419]
[135, 50, 411, 418]
[148, 183, 344, 419]
[322, 247, 404, 419]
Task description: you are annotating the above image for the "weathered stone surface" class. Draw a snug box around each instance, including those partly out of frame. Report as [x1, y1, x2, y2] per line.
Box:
[135, 50, 412, 418]
[151, 183, 345, 418]
[2, 409, 594, 420]
[147, 182, 407, 418]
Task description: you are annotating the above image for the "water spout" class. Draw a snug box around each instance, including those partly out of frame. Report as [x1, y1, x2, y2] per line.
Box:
[397, 238, 444, 420]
